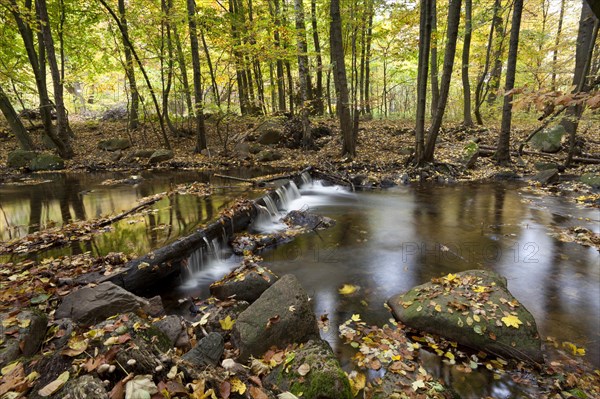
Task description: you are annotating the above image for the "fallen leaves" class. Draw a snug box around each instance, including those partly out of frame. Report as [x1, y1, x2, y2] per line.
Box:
[38, 371, 69, 397]
[219, 315, 235, 330]
[338, 284, 359, 295]
[501, 314, 523, 329]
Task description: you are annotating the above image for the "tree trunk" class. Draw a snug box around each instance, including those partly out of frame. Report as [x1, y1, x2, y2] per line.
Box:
[186, 0, 208, 152]
[551, 0, 565, 91]
[295, 0, 312, 147]
[200, 29, 220, 107]
[415, 0, 432, 163]
[269, 0, 287, 112]
[229, 0, 249, 114]
[462, 0, 473, 126]
[364, 6, 374, 116]
[487, 0, 505, 104]
[118, 0, 139, 130]
[172, 22, 193, 116]
[561, 2, 598, 167]
[0, 84, 34, 150]
[423, 0, 461, 163]
[330, 0, 354, 158]
[161, 0, 178, 136]
[310, 0, 324, 115]
[429, 0, 439, 118]
[474, 0, 498, 125]
[36, 0, 74, 158]
[494, 0, 523, 165]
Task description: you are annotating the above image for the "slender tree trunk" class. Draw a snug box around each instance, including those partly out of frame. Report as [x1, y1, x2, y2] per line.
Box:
[200, 29, 220, 107]
[423, 0, 461, 162]
[0, 84, 34, 150]
[310, 0, 324, 115]
[462, 0, 473, 126]
[161, 0, 178, 136]
[430, 0, 439, 117]
[415, 0, 432, 163]
[229, 0, 249, 114]
[488, 0, 505, 104]
[285, 60, 294, 114]
[364, 6, 374, 116]
[551, 0, 565, 91]
[269, 0, 287, 112]
[295, 0, 312, 147]
[330, 0, 354, 158]
[36, 0, 74, 158]
[474, 0, 497, 125]
[172, 22, 193, 116]
[118, 0, 139, 130]
[269, 62, 276, 113]
[562, 3, 598, 167]
[186, 0, 207, 152]
[494, 0, 523, 165]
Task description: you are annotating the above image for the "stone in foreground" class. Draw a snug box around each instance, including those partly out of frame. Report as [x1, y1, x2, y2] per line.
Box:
[388, 270, 543, 364]
[232, 274, 319, 361]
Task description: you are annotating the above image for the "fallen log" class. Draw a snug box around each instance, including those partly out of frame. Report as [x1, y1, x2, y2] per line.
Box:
[103, 169, 312, 295]
[478, 146, 600, 164]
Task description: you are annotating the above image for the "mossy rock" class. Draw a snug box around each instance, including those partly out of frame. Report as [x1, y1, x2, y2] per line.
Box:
[460, 141, 479, 169]
[257, 149, 282, 162]
[530, 125, 565, 153]
[264, 339, 352, 399]
[98, 137, 131, 151]
[580, 173, 600, 189]
[7, 149, 37, 168]
[149, 149, 174, 164]
[29, 153, 65, 171]
[388, 270, 543, 364]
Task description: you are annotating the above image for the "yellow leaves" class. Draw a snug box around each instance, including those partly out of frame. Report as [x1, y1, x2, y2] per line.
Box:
[563, 342, 586, 356]
[219, 315, 235, 331]
[472, 285, 487, 293]
[346, 371, 366, 397]
[351, 314, 361, 322]
[434, 304, 442, 312]
[61, 336, 88, 357]
[229, 377, 246, 394]
[38, 371, 69, 397]
[443, 273, 458, 284]
[339, 284, 359, 295]
[501, 314, 523, 329]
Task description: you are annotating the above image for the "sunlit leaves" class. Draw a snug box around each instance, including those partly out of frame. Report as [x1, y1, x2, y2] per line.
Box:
[501, 314, 523, 329]
[219, 315, 235, 330]
[338, 284, 359, 295]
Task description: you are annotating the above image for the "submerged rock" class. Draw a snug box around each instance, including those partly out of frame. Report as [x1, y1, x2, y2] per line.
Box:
[233, 274, 320, 361]
[388, 270, 543, 364]
[210, 264, 279, 302]
[263, 339, 352, 399]
[55, 282, 149, 326]
[282, 210, 336, 230]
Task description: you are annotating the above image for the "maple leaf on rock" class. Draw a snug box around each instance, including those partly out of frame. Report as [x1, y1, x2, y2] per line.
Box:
[501, 314, 522, 329]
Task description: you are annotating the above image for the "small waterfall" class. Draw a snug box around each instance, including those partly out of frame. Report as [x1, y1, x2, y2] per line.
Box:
[187, 246, 203, 274]
[275, 181, 301, 210]
[263, 196, 279, 216]
[301, 172, 312, 186]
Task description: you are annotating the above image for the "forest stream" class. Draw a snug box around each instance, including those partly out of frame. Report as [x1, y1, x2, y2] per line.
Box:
[1, 170, 598, 398]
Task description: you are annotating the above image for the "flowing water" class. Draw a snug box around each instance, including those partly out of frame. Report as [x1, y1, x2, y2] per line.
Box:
[1, 171, 598, 397]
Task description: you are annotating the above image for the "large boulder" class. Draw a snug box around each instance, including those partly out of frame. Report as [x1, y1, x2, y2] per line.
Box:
[530, 125, 565, 153]
[153, 315, 189, 350]
[532, 168, 560, 186]
[7, 149, 37, 168]
[210, 264, 279, 303]
[232, 274, 320, 361]
[0, 310, 48, 368]
[263, 340, 352, 399]
[29, 153, 64, 171]
[257, 120, 284, 145]
[55, 282, 149, 326]
[256, 149, 282, 162]
[98, 138, 131, 151]
[580, 173, 600, 189]
[149, 149, 174, 164]
[388, 270, 543, 364]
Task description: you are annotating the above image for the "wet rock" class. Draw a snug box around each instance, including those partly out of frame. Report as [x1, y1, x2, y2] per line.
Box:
[98, 138, 131, 151]
[380, 176, 398, 188]
[55, 282, 149, 326]
[231, 234, 292, 255]
[388, 270, 543, 364]
[368, 372, 456, 399]
[492, 170, 520, 180]
[351, 174, 376, 189]
[530, 125, 565, 153]
[233, 274, 320, 361]
[29, 153, 65, 171]
[182, 332, 224, 367]
[257, 149, 282, 162]
[0, 310, 47, 368]
[210, 264, 279, 303]
[149, 149, 174, 164]
[153, 315, 189, 350]
[580, 173, 600, 189]
[263, 339, 352, 399]
[62, 374, 108, 399]
[532, 168, 560, 186]
[461, 141, 479, 169]
[145, 295, 166, 317]
[189, 298, 250, 338]
[7, 149, 37, 168]
[282, 210, 336, 230]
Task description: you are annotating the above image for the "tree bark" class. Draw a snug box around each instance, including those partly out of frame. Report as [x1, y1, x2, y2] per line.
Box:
[161, 0, 178, 136]
[269, 0, 287, 112]
[330, 0, 354, 158]
[36, 0, 74, 158]
[551, 0, 565, 91]
[474, 0, 498, 125]
[201, 29, 220, 107]
[422, 0, 461, 163]
[310, 0, 324, 115]
[172, 22, 193, 116]
[494, 0, 523, 165]
[295, 0, 312, 147]
[415, 0, 432, 163]
[0, 84, 34, 150]
[118, 0, 139, 130]
[186, 0, 208, 152]
[462, 0, 473, 126]
[429, 0, 439, 117]
[487, 0, 505, 104]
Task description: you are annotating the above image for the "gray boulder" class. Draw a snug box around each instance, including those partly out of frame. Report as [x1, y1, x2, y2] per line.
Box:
[7, 149, 37, 168]
[182, 332, 224, 367]
[153, 315, 189, 349]
[263, 339, 352, 399]
[232, 274, 320, 361]
[210, 265, 279, 303]
[532, 169, 560, 185]
[257, 149, 282, 162]
[388, 270, 543, 364]
[149, 149, 174, 164]
[55, 282, 149, 325]
[30, 153, 64, 171]
[580, 173, 600, 189]
[257, 120, 284, 145]
[530, 125, 565, 153]
[98, 138, 131, 151]
[0, 310, 48, 368]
